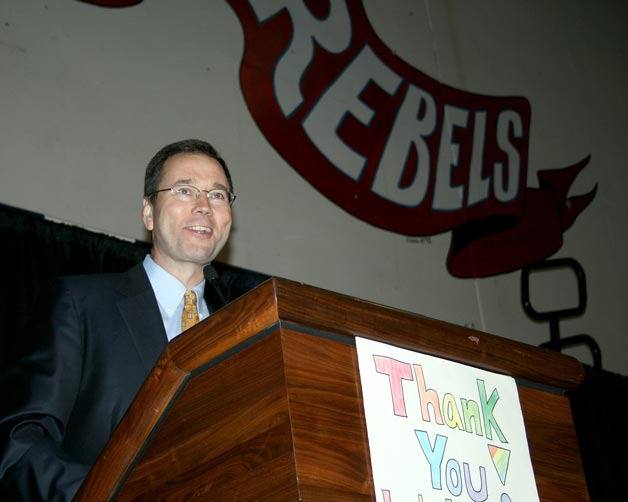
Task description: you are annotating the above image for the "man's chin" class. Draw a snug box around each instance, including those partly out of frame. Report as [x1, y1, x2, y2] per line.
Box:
[186, 253, 215, 266]
[186, 247, 221, 266]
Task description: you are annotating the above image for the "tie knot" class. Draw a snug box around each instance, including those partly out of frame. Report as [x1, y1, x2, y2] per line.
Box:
[184, 289, 197, 307]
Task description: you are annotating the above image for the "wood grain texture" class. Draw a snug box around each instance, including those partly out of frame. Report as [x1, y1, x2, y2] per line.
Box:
[116, 330, 298, 501]
[520, 386, 589, 501]
[281, 328, 375, 499]
[273, 278, 585, 390]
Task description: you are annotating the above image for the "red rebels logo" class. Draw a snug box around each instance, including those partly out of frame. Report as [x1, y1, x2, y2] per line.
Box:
[229, 0, 596, 278]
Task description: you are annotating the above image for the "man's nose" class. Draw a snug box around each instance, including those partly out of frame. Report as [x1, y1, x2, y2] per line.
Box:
[193, 194, 212, 214]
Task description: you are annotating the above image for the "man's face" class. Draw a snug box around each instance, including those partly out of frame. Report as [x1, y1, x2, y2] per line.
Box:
[142, 153, 232, 272]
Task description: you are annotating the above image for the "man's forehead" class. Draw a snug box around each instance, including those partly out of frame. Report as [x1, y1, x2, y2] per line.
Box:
[162, 153, 227, 183]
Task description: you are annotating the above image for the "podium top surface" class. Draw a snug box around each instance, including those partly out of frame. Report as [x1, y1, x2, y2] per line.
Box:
[169, 277, 584, 392]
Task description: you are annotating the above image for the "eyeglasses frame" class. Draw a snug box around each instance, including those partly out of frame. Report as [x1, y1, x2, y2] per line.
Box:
[147, 184, 237, 206]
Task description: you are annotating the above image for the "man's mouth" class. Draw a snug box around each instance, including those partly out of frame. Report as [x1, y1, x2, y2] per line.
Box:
[185, 225, 213, 235]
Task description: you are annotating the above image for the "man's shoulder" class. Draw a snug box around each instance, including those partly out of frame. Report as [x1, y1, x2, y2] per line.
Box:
[60, 271, 122, 287]
[56, 263, 148, 297]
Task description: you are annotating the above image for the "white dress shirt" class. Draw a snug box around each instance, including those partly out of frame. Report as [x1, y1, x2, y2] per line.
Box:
[142, 255, 210, 341]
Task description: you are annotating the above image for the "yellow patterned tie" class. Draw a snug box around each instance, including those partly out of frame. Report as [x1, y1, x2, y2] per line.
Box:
[181, 290, 200, 332]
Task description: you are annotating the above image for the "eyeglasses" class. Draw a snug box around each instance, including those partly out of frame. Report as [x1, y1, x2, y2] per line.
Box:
[148, 184, 236, 206]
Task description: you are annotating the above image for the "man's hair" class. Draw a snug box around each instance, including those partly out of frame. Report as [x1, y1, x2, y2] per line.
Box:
[144, 139, 233, 200]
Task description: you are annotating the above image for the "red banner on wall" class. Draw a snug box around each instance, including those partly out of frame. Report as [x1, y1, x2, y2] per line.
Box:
[229, 0, 595, 278]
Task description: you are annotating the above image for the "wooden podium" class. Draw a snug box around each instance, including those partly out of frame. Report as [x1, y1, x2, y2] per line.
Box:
[76, 278, 588, 501]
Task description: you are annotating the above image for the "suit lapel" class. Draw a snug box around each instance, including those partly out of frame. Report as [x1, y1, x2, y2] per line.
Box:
[203, 282, 215, 314]
[116, 263, 168, 374]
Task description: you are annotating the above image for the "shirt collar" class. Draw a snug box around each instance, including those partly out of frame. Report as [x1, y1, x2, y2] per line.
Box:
[143, 254, 205, 314]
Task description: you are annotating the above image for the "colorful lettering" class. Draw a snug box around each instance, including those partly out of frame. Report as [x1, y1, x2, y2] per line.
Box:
[463, 462, 488, 501]
[373, 355, 414, 416]
[414, 364, 444, 424]
[477, 379, 507, 443]
[442, 393, 465, 431]
[445, 458, 463, 497]
[461, 398, 483, 436]
[415, 430, 447, 490]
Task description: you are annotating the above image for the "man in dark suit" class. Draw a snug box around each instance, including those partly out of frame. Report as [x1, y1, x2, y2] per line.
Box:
[0, 139, 235, 500]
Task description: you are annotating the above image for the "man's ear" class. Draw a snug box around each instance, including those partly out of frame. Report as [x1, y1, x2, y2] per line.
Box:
[142, 198, 154, 231]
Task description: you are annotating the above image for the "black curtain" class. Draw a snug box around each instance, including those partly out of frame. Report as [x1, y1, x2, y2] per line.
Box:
[571, 366, 628, 501]
[1, 202, 626, 500]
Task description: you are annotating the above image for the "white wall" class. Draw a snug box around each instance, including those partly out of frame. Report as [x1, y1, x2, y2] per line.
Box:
[1, 0, 626, 375]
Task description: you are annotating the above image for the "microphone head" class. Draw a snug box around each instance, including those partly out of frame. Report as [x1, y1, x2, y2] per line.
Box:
[203, 264, 227, 307]
[203, 264, 219, 282]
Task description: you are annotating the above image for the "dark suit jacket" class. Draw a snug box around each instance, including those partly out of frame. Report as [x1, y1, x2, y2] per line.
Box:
[0, 263, 174, 501]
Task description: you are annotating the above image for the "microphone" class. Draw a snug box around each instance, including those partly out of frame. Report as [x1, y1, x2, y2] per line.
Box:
[203, 264, 227, 308]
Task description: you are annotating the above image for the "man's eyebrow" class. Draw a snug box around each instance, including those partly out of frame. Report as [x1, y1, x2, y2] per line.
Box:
[171, 178, 193, 185]
[212, 182, 230, 191]
[171, 179, 230, 191]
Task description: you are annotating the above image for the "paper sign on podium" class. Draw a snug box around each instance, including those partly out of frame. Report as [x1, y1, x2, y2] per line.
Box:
[357, 337, 539, 502]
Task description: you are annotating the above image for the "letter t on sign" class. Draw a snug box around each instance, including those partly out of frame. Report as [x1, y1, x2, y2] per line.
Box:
[374, 356, 414, 417]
